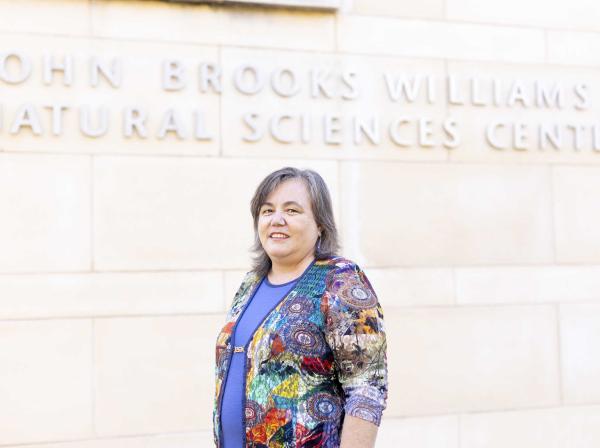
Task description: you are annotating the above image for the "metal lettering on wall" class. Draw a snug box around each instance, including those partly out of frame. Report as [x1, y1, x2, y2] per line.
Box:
[0, 51, 599, 154]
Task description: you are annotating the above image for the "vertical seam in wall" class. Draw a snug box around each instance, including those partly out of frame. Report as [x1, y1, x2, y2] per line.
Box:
[555, 303, 564, 405]
[89, 0, 95, 37]
[457, 413, 462, 448]
[543, 29, 549, 63]
[337, 159, 343, 253]
[90, 155, 95, 271]
[549, 166, 557, 263]
[222, 270, 228, 312]
[451, 267, 458, 305]
[91, 318, 96, 435]
[334, 11, 339, 53]
[218, 45, 223, 157]
[444, 59, 451, 162]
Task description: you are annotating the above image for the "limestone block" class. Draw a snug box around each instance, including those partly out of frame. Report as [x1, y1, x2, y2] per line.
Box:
[461, 405, 600, 448]
[93, 156, 338, 270]
[0, 34, 220, 155]
[366, 268, 455, 308]
[226, 267, 453, 310]
[0, 154, 90, 273]
[548, 31, 600, 67]
[350, 0, 444, 19]
[560, 304, 600, 404]
[0, 0, 90, 35]
[448, 0, 600, 32]
[221, 47, 449, 161]
[0, 319, 93, 445]
[337, 16, 545, 64]
[91, 0, 220, 43]
[456, 265, 600, 305]
[376, 415, 458, 448]
[219, 8, 335, 51]
[91, 0, 335, 51]
[384, 305, 560, 416]
[0, 271, 224, 320]
[445, 62, 600, 164]
[94, 314, 224, 435]
[554, 166, 600, 263]
[339, 161, 554, 267]
[0, 432, 214, 448]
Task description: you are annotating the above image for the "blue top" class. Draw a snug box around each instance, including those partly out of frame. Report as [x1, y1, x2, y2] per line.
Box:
[221, 276, 298, 448]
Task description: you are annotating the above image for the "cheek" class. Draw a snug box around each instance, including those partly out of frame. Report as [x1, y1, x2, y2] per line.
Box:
[296, 220, 319, 240]
[257, 220, 269, 237]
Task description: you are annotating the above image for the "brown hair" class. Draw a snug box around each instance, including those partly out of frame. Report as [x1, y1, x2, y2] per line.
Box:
[250, 167, 340, 278]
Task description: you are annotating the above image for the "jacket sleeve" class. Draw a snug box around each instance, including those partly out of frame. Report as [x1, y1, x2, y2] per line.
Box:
[323, 260, 388, 426]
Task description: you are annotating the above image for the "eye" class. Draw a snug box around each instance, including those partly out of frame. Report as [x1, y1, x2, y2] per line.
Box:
[261, 208, 273, 215]
[286, 208, 299, 214]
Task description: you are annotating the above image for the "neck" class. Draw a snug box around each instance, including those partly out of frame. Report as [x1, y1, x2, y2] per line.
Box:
[268, 253, 315, 284]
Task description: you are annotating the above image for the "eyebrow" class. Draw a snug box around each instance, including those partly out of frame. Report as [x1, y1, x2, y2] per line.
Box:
[261, 201, 304, 209]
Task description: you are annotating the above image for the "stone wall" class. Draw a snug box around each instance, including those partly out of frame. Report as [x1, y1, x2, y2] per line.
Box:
[1, 0, 600, 446]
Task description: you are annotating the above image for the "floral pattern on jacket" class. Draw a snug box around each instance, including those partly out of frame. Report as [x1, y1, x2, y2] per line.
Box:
[213, 257, 388, 447]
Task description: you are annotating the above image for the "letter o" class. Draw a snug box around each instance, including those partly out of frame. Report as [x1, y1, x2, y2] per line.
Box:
[0, 52, 32, 84]
[271, 68, 300, 97]
[233, 64, 265, 95]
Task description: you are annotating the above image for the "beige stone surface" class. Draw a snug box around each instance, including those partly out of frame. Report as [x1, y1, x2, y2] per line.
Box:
[560, 304, 600, 404]
[554, 166, 600, 263]
[226, 267, 454, 310]
[1, 2, 599, 447]
[456, 265, 600, 305]
[337, 16, 545, 63]
[350, 0, 444, 19]
[94, 314, 224, 435]
[448, 0, 600, 31]
[93, 157, 338, 271]
[0, 153, 91, 273]
[221, 47, 449, 161]
[0, 271, 224, 320]
[0, 319, 93, 445]
[91, 0, 335, 51]
[0, 432, 214, 448]
[340, 161, 554, 267]
[367, 267, 455, 308]
[461, 405, 600, 448]
[0, 34, 220, 155]
[548, 31, 600, 67]
[376, 415, 458, 448]
[0, 0, 90, 35]
[445, 62, 600, 164]
[384, 305, 559, 416]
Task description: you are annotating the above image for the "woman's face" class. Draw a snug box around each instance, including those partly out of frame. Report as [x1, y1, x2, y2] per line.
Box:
[258, 178, 321, 268]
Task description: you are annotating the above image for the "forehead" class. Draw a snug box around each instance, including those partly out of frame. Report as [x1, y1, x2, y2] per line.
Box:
[265, 178, 311, 205]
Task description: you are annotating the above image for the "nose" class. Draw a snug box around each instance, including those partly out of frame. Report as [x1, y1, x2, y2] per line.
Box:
[271, 210, 286, 226]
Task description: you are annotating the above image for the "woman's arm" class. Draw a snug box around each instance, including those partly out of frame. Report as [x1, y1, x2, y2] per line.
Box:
[323, 260, 388, 447]
[340, 415, 378, 448]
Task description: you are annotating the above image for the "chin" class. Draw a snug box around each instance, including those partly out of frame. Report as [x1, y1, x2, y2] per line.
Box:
[266, 249, 291, 260]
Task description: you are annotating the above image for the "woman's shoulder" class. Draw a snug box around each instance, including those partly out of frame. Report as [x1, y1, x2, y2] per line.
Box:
[316, 255, 362, 272]
[318, 257, 380, 310]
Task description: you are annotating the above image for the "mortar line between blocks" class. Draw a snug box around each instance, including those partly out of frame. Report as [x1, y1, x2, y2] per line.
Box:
[556, 303, 564, 405]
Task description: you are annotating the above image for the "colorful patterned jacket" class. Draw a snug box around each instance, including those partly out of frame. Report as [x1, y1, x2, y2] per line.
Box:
[213, 257, 388, 447]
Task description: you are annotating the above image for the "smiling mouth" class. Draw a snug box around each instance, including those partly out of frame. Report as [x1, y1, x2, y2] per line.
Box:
[270, 233, 289, 240]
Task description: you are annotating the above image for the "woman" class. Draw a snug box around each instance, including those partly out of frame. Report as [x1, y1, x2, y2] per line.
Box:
[213, 167, 388, 447]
